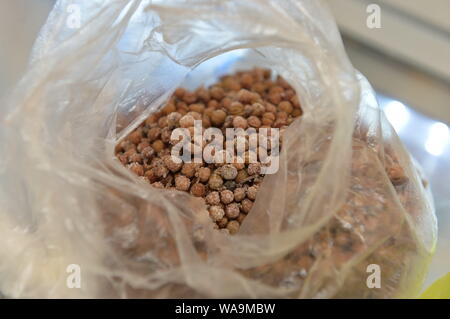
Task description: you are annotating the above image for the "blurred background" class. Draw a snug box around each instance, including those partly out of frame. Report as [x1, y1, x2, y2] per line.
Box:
[0, 0, 449, 291]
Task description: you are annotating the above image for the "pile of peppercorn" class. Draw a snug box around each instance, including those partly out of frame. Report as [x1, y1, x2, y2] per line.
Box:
[115, 68, 302, 233]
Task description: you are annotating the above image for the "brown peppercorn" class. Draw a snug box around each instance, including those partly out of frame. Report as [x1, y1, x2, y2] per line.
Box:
[292, 108, 302, 117]
[234, 188, 246, 202]
[166, 112, 182, 128]
[182, 91, 197, 104]
[262, 111, 276, 121]
[206, 191, 221, 205]
[247, 116, 261, 128]
[208, 174, 223, 190]
[117, 153, 128, 165]
[118, 140, 135, 152]
[219, 164, 238, 180]
[145, 114, 158, 126]
[240, 73, 254, 88]
[269, 86, 284, 94]
[204, 106, 215, 117]
[211, 109, 227, 126]
[158, 116, 168, 128]
[174, 87, 186, 98]
[243, 104, 253, 117]
[278, 101, 293, 114]
[241, 199, 253, 213]
[175, 175, 191, 191]
[261, 116, 275, 126]
[196, 87, 210, 102]
[223, 115, 234, 128]
[228, 101, 244, 115]
[137, 139, 150, 152]
[128, 162, 144, 176]
[177, 101, 189, 114]
[247, 185, 258, 200]
[128, 130, 142, 145]
[388, 165, 408, 186]
[284, 89, 295, 99]
[152, 140, 165, 153]
[209, 206, 225, 222]
[223, 180, 236, 191]
[251, 102, 265, 116]
[187, 111, 202, 120]
[221, 97, 232, 109]
[179, 114, 195, 128]
[124, 147, 138, 161]
[222, 76, 241, 91]
[276, 111, 288, 120]
[235, 169, 249, 184]
[225, 203, 240, 219]
[269, 94, 282, 105]
[190, 183, 206, 197]
[217, 217, 228, 228]
[124, 146, 139, 159]
[247, 163, 261, 175]
[237, 89, 257, 104]
[233, 116, 248, 129]
[153, 164, 168, 179]
[151, 157, 163, 167]
[181, 163, 197, 178]
[273, 118, 287, 128]
[162, 101, 176, 115]
[220, 190, 234, 204]
[159, 148, 171, 157]
[251, 82, 266, 94]
[290, 95, 301, 108]
[144, 169, 158, 183]
[207, 100, 219, 109]
[210, 86, 225, 100]
[189, 103, 205, 114]
[226, 220, 240, 234]
[202, 114, 211, 128]
[147, 127, 161, 141]
[163, 155, 183, 173]
[160, 127, 172, 143]
[197, 167, 211, 183]
[265, 103, 277, 113]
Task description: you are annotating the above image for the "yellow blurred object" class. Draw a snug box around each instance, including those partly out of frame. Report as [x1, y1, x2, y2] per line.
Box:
[420, 272, 450, 299]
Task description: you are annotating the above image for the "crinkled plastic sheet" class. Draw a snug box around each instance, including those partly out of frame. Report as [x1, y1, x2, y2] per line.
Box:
[0, 0, 437, 298]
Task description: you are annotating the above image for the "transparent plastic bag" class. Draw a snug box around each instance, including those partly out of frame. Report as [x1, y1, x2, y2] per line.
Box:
[0, 0, 437, 298]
